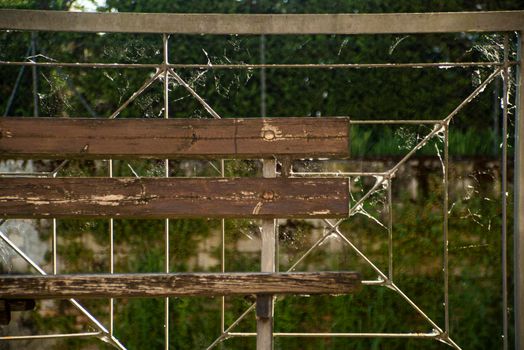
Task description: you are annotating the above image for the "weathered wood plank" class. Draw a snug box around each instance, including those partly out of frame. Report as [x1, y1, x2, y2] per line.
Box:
[0, 117, 350, 159]
[0, 10, 523, 34]
[0, 177, 349, 219]
[0, 272, 361, 299]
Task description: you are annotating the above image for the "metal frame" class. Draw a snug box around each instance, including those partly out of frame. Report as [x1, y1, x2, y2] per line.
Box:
[0, 9, 522, 350]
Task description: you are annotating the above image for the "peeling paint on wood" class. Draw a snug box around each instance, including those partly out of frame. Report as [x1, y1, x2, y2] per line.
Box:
[0, 177, 349, 219]
[0, 272, 361, 299]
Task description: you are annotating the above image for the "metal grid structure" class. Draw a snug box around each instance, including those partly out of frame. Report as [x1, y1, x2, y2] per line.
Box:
[0, 9, 523, 350]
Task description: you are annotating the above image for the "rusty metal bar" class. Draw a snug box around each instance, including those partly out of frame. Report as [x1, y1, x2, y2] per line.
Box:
[1, 10, 523, 34]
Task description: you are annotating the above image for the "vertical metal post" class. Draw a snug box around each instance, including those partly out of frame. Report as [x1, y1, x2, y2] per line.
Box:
[493, 78, 500, 156]
[30, 31, 39, 117]
[163, 33, 170, 350]
[109, 160, 114, 336]
[257, 30, 272, 349]
[514, 31, 524, 350]
[52, 218, 57, 275]
[260, 35, 267, 118]
[443, 124, 450, 336]
[220, 159, 226, 335]
[257, 159, 276, 350]
[502, 33, 509, 350]
[387, 177, 393, 281]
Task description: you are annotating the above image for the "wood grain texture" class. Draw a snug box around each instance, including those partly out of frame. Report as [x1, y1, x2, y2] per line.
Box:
[0, 177, 349, 219]
[0, 117, 350, 159]
[0, 272, 361, 299]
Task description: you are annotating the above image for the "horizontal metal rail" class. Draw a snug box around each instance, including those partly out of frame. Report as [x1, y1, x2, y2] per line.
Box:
[0, 61, 517, 69]
[226, 331, 439, 338]
[0, 332, 102, 341]
[0, 272, 361, 298]
[0, 10, 523, 34]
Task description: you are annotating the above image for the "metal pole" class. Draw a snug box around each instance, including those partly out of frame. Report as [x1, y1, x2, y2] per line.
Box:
[257, 159, 276, 350]
[163, 33, 170, 350]
[257, 26, 273, 349]
[443, 124, 450, 335]
[514, 31, 524, 350]
[260, 35, 267, 118]
[492, 78, 500, 155]
[109, 160, 115, 336]
[387, 177, 393, 281]
[0, 60, 516, 70]
[220, 159, 226, 335]
[502, 33, 509, 350]
[30, 31, 39, 117]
